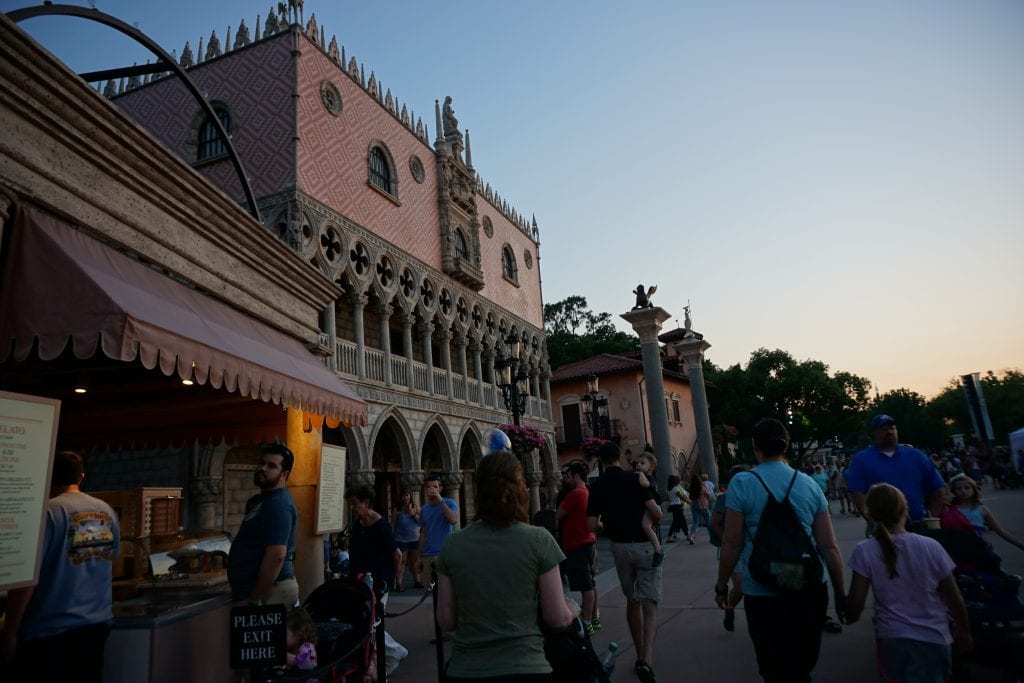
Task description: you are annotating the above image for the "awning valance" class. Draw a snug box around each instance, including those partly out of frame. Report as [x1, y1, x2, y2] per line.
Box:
[0, 205, 366, 427]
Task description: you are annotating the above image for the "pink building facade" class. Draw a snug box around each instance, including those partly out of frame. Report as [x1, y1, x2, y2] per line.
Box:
[111, 12, 556, 514]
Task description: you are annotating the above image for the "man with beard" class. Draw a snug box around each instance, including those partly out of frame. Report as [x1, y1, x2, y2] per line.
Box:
[847, 415, 946, 533]
[227, 443, 299, 606]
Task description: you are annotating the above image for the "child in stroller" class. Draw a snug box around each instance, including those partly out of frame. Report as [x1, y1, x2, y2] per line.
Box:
[252, 577, 378, 683]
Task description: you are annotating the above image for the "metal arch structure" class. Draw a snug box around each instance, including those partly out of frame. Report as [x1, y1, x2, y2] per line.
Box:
[7, 3, 262, 223]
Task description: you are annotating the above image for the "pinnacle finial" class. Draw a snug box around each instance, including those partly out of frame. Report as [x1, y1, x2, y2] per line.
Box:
[434, 100, 444, 145]
[465, 129, 473, 169]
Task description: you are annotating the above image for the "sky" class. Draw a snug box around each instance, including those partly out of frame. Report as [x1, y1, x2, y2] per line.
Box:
[6, 0, 1022, 399]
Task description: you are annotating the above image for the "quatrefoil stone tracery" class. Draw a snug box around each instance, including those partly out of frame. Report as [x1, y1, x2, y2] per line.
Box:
[350, 243, 370, 275]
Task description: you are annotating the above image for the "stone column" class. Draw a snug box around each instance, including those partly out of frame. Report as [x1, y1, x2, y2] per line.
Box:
[190, 477, 223, 530]
[541, 369, 553, 420]
[483, 346, 498, 409]
[286, 407, 325, 601]
[455, 333, 469, 403]
[324, 302, 337, 372]
[399, 312, 415, 389]
[377, 303, 393, 386]
[621, 306, 673, 500]
[348, 292, 368, 380]
[543, 470, 560, 511]
[438, 327, 453, 400]
[674, 336, 718, 485]
[400, 471, 426, 506]
[419, 321, 435, 394]
[525, 467, 543, 516]
[469, 338, 483, 405]
[442, 472, 465, 528]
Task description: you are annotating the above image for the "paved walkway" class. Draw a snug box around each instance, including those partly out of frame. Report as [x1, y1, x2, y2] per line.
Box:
[382, 487, 1024, 682]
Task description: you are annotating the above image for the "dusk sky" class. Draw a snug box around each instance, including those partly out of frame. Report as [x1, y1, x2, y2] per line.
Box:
[6, 0, 1022, 399]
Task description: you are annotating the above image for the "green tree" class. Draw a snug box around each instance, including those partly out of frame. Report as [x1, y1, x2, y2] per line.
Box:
[543, 296, 637, 369]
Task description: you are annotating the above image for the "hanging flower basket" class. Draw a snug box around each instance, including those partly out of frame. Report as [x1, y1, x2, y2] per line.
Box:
[582, 437, 611, 460]
[500, 424, 546, 454]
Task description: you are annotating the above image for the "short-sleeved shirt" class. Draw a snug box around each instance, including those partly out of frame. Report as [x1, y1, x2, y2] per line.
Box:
[849, 532, 955, 644]
[419, 497, 458, 557]
[587, 466, 654, 543]
[437, 521, 564, 678]
[725, 461, 828, 596]
[811, 471, 829, 494]
[846, 445, 946, 520]
[393, 510, 420, 544]
[558, 486, 596, 552]
[20, 492, 120, 642]
[349, 516, 397, 589]
[228, 486, 297, 601]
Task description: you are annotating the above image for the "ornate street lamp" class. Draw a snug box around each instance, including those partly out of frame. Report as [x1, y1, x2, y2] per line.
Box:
[580, 373, 610, 439]
[495, 332, 530, 426]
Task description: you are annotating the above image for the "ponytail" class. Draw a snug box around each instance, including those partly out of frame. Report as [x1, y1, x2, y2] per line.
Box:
[865, 483, 909, 580]
[873, 522, 900, 579]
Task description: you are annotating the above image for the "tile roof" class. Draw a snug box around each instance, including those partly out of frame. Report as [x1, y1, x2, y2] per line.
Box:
[549, 353, 642, 383]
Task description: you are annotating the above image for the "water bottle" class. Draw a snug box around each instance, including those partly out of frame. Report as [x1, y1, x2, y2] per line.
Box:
[599, 642, 618, 676]
[362, 571, 374, 591]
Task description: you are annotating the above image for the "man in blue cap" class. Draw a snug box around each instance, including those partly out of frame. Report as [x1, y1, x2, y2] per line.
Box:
[846, 414, 946, 532]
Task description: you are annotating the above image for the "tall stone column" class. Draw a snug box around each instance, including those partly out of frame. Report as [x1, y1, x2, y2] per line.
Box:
[419, 321, 435, 394]
[324, 301, 337, 372]
[286, 407, 325, 601]
[541, 369, 553, 420]
[469, 338, 483, 405]
[525, 467, 543, 516]
[483, 347, 499, 409]
[455, 333, 469, 402]
[348, 292, 368, 380]
[190, 477, 223, 530]
[377, 303, 393, 386]
[399, 312, 415, 389]
[543, 470, 560, 511]
[621, 307, 673, 500]
[437, 328, 453, 399]
[441, 472, 464, 528]
[674, 337, 718, 485]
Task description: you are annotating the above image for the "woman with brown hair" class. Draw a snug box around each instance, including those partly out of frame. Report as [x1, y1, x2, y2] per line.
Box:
[391, 489, 422, 591]
[436, 449, 579, 682]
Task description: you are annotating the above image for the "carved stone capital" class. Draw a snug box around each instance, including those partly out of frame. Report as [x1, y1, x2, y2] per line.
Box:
[467, 338, 482, 354]
[346, 292, 369, 308]
[525, 470, 544, 488]
[674, 338, 713, 371]
[620, 306, 672, 343]
[417, 321, 435, 337]
[435, 327, 452, 342]
[453, 332, 468, 348]
[441, 472, 464, 490]
[375, 303, 393, 319]
[347, 470, 376, 489]
[399, 471, 425, 491]
[190, 476, 223, 504]
[398, 312, 416, 329]
[544, 470, 561, 491]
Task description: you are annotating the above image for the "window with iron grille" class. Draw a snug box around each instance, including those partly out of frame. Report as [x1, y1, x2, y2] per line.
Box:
[369, 146, 392, 194]
[197, 109, 231, 161]
[454, 229, 470, 260]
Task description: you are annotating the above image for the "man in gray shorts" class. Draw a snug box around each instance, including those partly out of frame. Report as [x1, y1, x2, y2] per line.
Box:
[587, 442, 663, 683]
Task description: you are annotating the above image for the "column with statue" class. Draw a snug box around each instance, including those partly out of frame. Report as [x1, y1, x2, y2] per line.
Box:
[673, 308, 718, 485]
[620, 284, 673, 500]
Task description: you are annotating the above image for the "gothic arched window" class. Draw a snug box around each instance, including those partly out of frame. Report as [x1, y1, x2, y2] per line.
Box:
[197, 108, 231, 161]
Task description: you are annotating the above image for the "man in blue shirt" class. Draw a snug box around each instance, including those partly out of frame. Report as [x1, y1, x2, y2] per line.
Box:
[847, 415, 946, 528]
[417, 474, 458, 588]
[227, 443, 298, 606]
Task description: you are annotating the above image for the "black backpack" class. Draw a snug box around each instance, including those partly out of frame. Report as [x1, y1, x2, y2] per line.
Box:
[745, 470, 823, 593]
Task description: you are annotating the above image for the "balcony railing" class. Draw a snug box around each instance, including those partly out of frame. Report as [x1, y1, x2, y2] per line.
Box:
[335, 339, 549, 418]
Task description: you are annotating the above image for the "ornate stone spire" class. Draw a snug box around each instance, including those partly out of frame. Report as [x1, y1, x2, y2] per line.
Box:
[197, 36, 204, 62]
[180, 41, 193, 68]
[235, 19, 251, 49]
[320, 26, 326, 48]
[367, 71, 377, 98]
[126, 63, 141, 90]
[400, 104, 409, 126]
[103, 79, 116, 97]
[384, 88, 394, 113]
[328, 35, 340, 62]
[255, 14, 261, 41]
[264, 7, 279, 37]
[205, 30, 221, 60]
[225, 26, 232, 52]
[465, 129, 473, 169]
[434, 99, 444, 146]
[305, 14, 318, 42]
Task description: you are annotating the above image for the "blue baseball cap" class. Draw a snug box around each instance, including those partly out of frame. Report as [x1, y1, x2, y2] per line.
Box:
[870, 414, 896, 430]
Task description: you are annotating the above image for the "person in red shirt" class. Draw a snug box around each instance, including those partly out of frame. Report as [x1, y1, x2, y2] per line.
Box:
[556, 459, 598, 632]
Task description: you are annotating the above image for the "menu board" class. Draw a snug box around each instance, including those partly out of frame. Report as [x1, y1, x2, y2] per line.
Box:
[0, 391, 61, 591]
[316, 444, 347, 535]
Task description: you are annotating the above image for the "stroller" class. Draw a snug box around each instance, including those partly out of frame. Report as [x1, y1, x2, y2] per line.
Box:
[920, 528, 1024, 681]
[252, 577, 379, 683]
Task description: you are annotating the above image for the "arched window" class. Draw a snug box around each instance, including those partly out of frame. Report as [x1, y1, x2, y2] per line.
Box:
[502, 245, 518, 283]
[197, 109, 231, 161]
[454, 229, 469, 260]
[369, 147, 391, 193]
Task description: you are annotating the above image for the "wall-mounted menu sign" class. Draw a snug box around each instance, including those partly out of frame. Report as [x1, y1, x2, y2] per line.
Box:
[0, 391, 61, 591]
[316, 444, 347, 535]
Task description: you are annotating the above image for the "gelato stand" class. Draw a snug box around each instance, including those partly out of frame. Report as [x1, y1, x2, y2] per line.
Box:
[105, 529, 235, 683]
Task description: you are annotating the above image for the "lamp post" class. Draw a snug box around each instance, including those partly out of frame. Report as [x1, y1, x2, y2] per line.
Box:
[495, 332, 530, 426]
[580, 373, 610, 439]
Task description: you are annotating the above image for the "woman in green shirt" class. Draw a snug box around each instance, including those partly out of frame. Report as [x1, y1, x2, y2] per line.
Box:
[436, 450, 579, 681]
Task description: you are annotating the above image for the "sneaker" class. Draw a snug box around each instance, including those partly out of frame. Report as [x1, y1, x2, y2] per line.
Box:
[723, 608, 735, 632]
[590, 615, 602, 632]
[584, 620, 595, 635]
[652, 551, 664, 568]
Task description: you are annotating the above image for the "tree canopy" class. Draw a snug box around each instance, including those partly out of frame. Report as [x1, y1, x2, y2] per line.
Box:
[543, 296, 637, 369]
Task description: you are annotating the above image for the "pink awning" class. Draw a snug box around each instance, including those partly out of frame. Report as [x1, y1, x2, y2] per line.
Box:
[0, 205, 366, 427]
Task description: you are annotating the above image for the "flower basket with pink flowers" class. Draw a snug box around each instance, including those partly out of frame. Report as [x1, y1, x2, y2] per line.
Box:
[582, 437, 611, 460]
[499, 424, 546, 455]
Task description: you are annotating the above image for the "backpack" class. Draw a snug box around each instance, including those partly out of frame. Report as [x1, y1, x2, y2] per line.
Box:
[745, 470, 823, 593]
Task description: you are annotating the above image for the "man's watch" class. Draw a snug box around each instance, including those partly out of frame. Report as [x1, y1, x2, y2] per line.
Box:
[247, 597, 264, 606]
[714, 583, 728, 596]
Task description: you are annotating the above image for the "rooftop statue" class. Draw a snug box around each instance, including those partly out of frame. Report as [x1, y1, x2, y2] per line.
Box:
[632, 284, 657, 310]
[442, 96, 459, 137]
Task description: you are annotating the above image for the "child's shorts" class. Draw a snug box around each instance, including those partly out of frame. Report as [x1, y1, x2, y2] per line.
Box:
[877, 637, 951, 683]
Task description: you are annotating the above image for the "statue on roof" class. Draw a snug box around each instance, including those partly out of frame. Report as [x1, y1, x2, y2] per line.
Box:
[632, 284, 657, 310]
[442, 96, 459, 137]
[683, 303, 693, 335]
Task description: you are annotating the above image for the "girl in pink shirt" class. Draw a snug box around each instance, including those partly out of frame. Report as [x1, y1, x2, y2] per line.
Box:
[846, 484, 972, 683]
